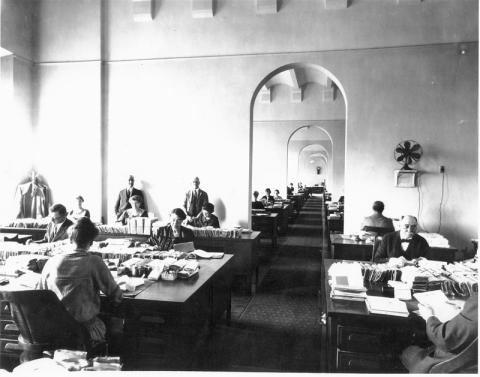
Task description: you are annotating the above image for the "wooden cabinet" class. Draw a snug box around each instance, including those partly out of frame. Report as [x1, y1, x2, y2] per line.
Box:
[0, 301, 21, 370]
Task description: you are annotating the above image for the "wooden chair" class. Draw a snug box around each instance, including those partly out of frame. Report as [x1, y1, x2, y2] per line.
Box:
[0, 290, 101, 362]
[429, 338, 478, 374]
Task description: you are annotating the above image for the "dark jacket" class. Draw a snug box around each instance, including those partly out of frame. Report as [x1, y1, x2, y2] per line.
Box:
[184, 189, 209, 217]
[42, 218, 74, 243]
[252, 201, 264, 210]
[190, 213, 220, 228]
[361, 213, 394, 232]
[373, 231, 429, 263]
[149, 225, 195, 251]
[114, 188, 145, 218]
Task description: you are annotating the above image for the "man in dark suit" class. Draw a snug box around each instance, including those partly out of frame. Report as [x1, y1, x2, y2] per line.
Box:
[373, 215, 429, 263]
[37, 203, 73, 243]
[114, 175, 146, 220]
[184, 177, 209, 219]
[401, 294, 478, 373]
[361, 200, 395, 233]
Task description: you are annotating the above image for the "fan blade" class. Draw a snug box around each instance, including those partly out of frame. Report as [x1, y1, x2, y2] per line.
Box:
[396, 156, 405, 162]
[410, 152, 422, 159]
[404, 141, 411, 150]
[395, 147, 405, 153]
[410, 144, 421, 152]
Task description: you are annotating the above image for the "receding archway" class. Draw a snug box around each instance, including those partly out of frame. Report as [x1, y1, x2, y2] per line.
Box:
[249, 63, 347, 226]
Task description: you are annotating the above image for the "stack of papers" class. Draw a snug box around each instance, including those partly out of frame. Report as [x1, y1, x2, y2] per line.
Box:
[365, 296, 409, 317]
[192, 249, 224, 259]
[187, 226, 241, 239]
[329, 262, 367, 301]
[418, 232, 450, 248]
[413, 290, 463, 322]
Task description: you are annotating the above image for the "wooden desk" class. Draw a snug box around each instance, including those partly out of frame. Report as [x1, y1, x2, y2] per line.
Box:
[330, 234, 459, 263]
[251, 213, 278, 248]
[0, 228, 46, 241]
[322, 259, 427, 373]
[327, 215, 344, 233]
[264, 204, 290, 235]
[0, 256, 234, 371]
[193, 232, 260, 294]
[330, 234, 374, 261]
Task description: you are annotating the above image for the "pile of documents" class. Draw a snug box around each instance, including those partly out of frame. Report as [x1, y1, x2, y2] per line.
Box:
[414, 290, 463, 322]
[365, 295, 409, 317]
[126, 217, 157, 235]
[361, 262, 401, 283]
[97, 224, 129, 234]
[5, 218, 49, 228]
[417, 232, 450, 248]
[187, 226, 241, 239]
[328, 262, 367, 301]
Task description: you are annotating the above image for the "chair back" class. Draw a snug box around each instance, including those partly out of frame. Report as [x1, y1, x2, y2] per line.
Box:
[372, 235, 383, 262]
[429, 338, 478, 374]
[0, 290, 90, 352]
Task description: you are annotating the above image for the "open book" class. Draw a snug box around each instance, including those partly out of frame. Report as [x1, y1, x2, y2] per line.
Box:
[413, 290, 463, 322]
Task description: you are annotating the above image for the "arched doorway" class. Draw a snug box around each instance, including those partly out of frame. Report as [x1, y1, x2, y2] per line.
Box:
[249, 63, 347, 226]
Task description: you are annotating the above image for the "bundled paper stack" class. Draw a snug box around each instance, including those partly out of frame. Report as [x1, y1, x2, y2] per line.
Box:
[328, 262, 367, 301]
[126, 217, 157, 235]
[365, 296, 409, 317]
[97, 224, 129, 234]
[417, 232, 450, 248]
[188, 226, 241, 239]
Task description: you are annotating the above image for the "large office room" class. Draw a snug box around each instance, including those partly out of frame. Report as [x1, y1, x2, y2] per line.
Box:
[0, 0, 478, 374]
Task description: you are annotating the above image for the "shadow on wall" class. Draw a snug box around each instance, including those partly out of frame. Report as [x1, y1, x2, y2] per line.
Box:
[214, 199, 226, 225]
[139, 180, 162, 221]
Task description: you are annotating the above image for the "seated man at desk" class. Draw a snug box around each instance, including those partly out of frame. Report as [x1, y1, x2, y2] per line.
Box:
[252, 191, 264, 209]
[361, 200, 394, 234]
[149, 208, 194, 250]
[373, 215, 429, 264]
[261, 188, 274, 205]
[31, 203, 74, 244]
[189, 202, 220, 228]
[401, 294, 478, 373]
[38, 217, 123, 344]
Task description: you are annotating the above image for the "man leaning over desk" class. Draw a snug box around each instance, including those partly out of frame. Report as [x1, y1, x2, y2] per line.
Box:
[373, 215, 429, 264]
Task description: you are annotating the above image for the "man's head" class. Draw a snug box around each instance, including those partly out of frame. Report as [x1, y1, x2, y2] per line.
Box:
[265, 188, 271, 195]
[202, 202, 214, 218]
[372, 201, 385, 214]
[50, 203, 67, 224]
[400, 215, 418, 240]
[274, 189, 280, 196]
[128, 175, 135, 188]
[253, 191, 259, 199]
[193, 177, 200, 189]
[69, 217, 98, 250]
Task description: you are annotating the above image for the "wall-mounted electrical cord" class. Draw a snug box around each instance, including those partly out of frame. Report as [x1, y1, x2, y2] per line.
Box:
[437, 170, 446, 233]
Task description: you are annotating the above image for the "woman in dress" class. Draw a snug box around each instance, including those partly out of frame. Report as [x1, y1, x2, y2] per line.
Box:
[149, 208, 194, 250]
[69, 195, 90, 221]
[117, 195, 147, 225]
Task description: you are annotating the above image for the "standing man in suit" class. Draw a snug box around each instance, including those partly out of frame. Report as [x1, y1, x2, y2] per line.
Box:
[373, 215, 429, 264]
[184, 177, 209, 220]
[114, 175, 146, 220]
[34, 204, 73, 243]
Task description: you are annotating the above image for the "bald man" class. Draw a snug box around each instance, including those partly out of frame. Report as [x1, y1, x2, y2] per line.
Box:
[373, 215, 429, 263]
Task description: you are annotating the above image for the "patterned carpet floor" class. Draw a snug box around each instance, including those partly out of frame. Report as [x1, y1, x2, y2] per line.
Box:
[208, 195, 325, 372]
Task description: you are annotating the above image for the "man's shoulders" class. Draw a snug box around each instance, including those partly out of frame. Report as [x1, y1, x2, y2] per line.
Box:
[383, 231, 399, 241]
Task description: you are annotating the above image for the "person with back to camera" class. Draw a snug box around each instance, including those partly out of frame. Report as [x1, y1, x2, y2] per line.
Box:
[252, 191, 264, 209]
[69, 195, 91, 222]
[189, 202, 220, 228]
[116, 195, 148, 225]
[400, 293, 478, 373]
[373, 215, 429, 265]
[38, 217, 123, 344]
[149, 208, 195, 251]
[361, 200, 394, 233]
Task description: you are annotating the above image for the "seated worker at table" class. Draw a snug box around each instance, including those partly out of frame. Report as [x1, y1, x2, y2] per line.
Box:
[273, 189, 283, 201]
[361, 200, 394, 232]
[114, 175, 146, 220]
[117, 195, 148, 225]
[38, 217, 123, 343]
[252, 191, 264, 209]
[189, 202, 220, 228]
[69, 195, 91, 221]
[261, 188, 275, 204]
[149, 208, 195, 250]
[373, 215, 429, 264]
[30, 203, 74, 244]
[400, 294, 478, 373]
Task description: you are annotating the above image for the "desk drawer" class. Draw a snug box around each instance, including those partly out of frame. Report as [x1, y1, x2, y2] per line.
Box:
[0, 302, 12, 317]
[1, 320, 18, 340]
[337, 325, 386, 353]
[337, 350, 384, 372]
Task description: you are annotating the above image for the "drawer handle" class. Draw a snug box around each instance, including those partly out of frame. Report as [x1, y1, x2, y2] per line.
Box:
[4, 323, 18, 332]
